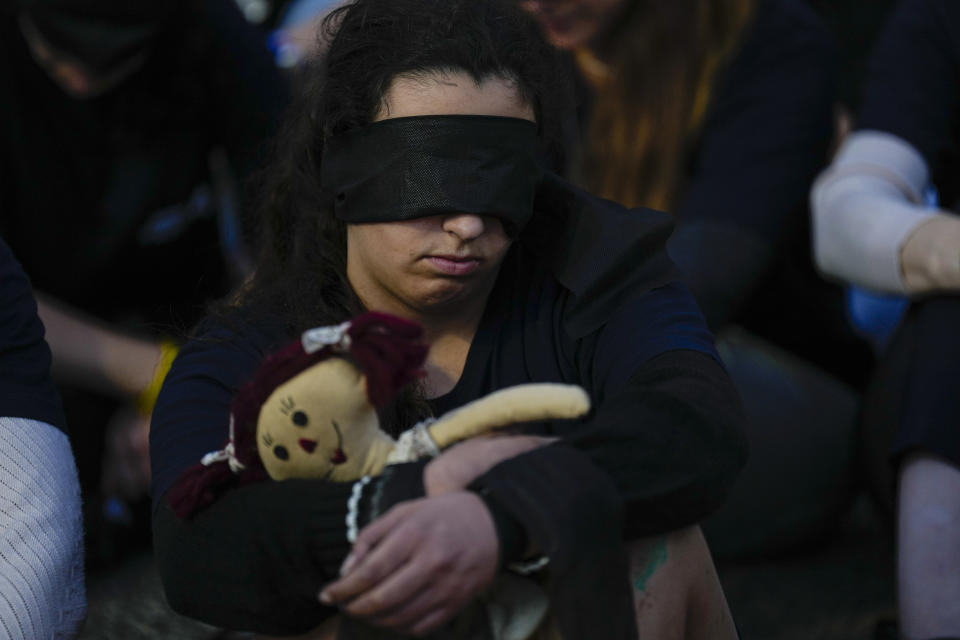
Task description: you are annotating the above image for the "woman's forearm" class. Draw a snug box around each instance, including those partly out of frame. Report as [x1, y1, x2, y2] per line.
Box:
[36, 294, 162, 398]
[898, 213, 960, 293]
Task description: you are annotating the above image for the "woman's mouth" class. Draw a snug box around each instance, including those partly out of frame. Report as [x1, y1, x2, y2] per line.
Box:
[425, 255, 481, 276]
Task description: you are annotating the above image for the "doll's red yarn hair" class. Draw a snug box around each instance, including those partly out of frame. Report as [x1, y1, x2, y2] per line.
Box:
[167, 312, 427, 519]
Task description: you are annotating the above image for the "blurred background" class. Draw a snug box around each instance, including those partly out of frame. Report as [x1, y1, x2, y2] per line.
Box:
[0, 0, 925, 637]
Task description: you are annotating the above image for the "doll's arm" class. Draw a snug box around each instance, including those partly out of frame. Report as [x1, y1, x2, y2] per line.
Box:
[427, 383, 589, 450]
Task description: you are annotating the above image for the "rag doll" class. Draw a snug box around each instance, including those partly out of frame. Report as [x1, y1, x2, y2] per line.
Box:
[170, 312, 590, 640]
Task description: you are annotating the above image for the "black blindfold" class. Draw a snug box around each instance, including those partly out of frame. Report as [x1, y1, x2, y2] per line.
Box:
[321, 114, 681, 340]
[320, 115, 541, 232]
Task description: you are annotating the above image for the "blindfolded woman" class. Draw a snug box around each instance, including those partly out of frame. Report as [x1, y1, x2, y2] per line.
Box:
[150, 1, 747, 637]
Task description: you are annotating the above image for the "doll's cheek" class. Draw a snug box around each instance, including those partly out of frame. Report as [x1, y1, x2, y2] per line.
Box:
[257, 439, 288, 480]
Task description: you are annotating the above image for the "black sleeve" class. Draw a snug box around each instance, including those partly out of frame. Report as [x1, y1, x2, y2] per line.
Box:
[671, 0, 835, 321]
[469, 349, 746, 640]
[153, 480, 351, 634]
[149, 315, 430, 633]
[857, 0, 960, 169]
[564, 349, 747, 537]
[149, 318, 268, 508]
[667, 220, 773, 330]
[472, 349, 747, 543]
[0, 236, 66, 431]
[153, 462, 427, 635]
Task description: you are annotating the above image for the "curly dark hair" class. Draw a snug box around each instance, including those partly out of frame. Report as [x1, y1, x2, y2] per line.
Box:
[230, 0, 564, 333]
[216, 0, 565, 433]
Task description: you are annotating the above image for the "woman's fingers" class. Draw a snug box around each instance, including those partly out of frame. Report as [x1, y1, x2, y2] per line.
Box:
[320, 501, 423, 604]
[322, 492, 499, 631]
[342, 499, 421, 573]
[346, 561, 440, 622]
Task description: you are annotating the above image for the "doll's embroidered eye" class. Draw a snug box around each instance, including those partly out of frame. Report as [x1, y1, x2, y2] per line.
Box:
[292, 410, 308, 427]
[273, 445, 289, 460]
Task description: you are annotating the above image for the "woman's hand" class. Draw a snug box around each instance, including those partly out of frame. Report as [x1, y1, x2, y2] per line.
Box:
[900, 213, 960, 294]
[424, 434, 557, 496]
[101, 404, 152, 501]
[319, 491, 498, 636]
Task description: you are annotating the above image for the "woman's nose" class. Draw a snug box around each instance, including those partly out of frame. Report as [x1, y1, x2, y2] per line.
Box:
[442, 213, 486, 241]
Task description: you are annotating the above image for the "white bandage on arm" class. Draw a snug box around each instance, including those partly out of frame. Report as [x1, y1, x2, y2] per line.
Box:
[0, 418, 85, 639]
[811, 130, 936, 294]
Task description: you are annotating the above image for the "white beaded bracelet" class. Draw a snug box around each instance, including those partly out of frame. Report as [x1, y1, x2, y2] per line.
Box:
[509, 556, 550, 575]
[345, 476, 371, 543]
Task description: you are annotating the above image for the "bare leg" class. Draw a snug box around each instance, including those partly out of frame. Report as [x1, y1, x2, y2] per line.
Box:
[629, 526, 737, 640]
[260, 528, 736, 640]
[898, 453, 960, 640]
[633, 526, 737, 639]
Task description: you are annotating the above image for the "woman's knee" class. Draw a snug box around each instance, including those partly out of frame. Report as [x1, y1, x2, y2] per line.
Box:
[628, 527, 736, 640]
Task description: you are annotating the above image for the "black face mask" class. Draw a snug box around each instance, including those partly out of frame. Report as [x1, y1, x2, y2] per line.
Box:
[320, 115, 542, 233]
[21, 0, 172, 73]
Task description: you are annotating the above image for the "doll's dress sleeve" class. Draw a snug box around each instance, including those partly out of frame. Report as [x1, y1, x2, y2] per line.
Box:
[385, 418, 439, 464]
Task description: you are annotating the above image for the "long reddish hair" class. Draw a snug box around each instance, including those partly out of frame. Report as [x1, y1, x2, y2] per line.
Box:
[579, 0, 754, 211]
[167, 312, 427, 519]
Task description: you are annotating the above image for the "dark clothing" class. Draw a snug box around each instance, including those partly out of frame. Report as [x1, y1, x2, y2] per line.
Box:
[0, 236, 66, 433]
[853, 0, 960, 468]
[845, 0, 960, 521]
[575, 0, 869, 383]
[887, 298, 960, 467]
[151, 201, 746, 635]
[671, 0, 856, 367]
[857, 0, 960, 207]
[858, 296, 960, 523]
[568, 0, 869, 560]
[675, 0, 834, 247]
[808, 0, 899, 111]
[0, 0, 285, 325]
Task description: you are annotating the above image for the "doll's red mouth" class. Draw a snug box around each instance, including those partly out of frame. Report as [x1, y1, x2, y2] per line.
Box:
[331, 449, 347, 465]
[298, 439, 318, 453]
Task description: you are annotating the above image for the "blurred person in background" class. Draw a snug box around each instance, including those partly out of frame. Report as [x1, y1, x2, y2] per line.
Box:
[521, 0, 873, 559]
[812, 0, 960, 636]
[0, 0, 287, 567]
[266, 0, 343, 67]
[0, 236, 85, 639]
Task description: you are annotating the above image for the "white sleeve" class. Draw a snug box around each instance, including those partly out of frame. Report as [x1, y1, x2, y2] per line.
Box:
[0, 417, 86, 640]
[811, 130, 936, 294]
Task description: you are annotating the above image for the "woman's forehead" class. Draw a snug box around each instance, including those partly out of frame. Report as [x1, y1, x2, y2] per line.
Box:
[376, 71, 535, 123]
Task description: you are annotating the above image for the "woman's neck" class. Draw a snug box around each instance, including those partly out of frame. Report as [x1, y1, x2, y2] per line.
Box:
[416, 298, 489, 399]
[351, 282, 493, 399]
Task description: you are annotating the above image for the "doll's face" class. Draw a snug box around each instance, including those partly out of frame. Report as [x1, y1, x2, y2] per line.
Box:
[256, 357, 380, 481]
